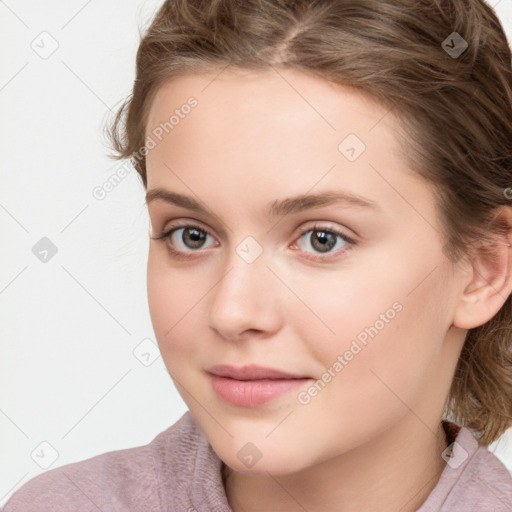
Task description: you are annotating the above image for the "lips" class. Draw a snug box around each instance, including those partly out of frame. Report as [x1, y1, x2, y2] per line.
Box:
[207, 364, 312, 407]
[207, 364, 309, 381]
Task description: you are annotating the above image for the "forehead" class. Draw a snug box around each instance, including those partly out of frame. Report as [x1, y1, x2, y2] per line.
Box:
[145, 68, 403, 174]
[145, 67, 394, 142]
[143, 68, 433, 227]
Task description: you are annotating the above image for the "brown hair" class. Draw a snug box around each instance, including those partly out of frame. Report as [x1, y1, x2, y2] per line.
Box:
[107, 0, 512, 445]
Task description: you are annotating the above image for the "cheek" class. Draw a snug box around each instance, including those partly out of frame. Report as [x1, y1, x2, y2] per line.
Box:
[147, 249, 203, 366]
[282, 272, 449, 460]
[283, 258, 403, 367]
[289, 249, 450, 405]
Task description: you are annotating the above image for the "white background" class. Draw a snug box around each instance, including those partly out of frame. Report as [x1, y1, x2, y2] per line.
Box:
[1, 0, 512, 506]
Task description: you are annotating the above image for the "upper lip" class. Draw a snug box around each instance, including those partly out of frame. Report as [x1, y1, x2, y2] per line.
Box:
[207, 364, 309, 381]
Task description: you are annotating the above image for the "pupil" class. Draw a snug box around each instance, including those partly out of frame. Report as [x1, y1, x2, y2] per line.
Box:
[183, 228, 206, 248]
[311, 230, 336, 252]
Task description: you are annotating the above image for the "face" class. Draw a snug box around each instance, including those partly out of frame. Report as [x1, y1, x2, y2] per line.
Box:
[145, 68, 465, 476]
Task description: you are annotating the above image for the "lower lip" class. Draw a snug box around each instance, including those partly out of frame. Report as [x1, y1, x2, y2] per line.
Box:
[209, 374, 312, 407]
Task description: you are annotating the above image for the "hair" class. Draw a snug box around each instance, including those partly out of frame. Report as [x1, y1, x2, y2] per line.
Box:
[106, 0, 512, 445]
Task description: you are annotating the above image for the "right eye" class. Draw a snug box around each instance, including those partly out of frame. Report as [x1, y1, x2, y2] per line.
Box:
[152, 223, 218, 255]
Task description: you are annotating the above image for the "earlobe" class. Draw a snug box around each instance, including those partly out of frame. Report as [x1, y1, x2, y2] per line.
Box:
[452, 206, 512, 330]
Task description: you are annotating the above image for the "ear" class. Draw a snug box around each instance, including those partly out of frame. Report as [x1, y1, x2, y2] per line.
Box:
[453, 206, 512, 330]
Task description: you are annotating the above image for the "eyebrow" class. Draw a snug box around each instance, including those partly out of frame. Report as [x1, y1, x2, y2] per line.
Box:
[145, 188, 379, 217]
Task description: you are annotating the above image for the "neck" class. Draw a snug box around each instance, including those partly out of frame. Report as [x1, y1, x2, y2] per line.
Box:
[224, 415, 449, 512]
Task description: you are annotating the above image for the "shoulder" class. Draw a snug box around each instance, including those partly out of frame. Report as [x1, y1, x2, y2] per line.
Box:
[2, 412, 201, 512]
[419, 424, 512, 512]
[452, 437, 512, 511]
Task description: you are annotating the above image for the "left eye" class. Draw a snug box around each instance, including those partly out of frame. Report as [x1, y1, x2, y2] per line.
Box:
[295, 228, 351, 254]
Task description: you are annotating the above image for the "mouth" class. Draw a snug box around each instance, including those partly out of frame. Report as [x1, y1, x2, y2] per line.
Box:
[207, 364, 313, 407]
[207, 364, 310, 380]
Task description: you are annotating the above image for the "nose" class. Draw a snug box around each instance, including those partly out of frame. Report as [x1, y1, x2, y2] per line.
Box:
[208, 249, 283, 341]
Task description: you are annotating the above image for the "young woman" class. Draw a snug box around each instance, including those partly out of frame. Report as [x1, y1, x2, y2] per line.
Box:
[5, 0, 512, 510]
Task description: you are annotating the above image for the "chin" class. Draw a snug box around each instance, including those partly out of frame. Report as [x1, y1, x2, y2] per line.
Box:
[217, 440, 314, 477]
[225, 459, 303, 477]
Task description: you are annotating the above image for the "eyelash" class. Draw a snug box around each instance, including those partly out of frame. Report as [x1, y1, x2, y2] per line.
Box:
[151, 222, 356, 261]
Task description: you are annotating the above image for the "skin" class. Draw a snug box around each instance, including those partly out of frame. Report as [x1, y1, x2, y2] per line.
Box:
[144, 68, 512, 511]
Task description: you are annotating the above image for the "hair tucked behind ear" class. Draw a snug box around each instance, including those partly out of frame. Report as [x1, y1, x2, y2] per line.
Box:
[106, 0, 512, 445]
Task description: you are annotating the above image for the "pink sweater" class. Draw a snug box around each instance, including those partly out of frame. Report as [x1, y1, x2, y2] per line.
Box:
[3, 412, 512, 511]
